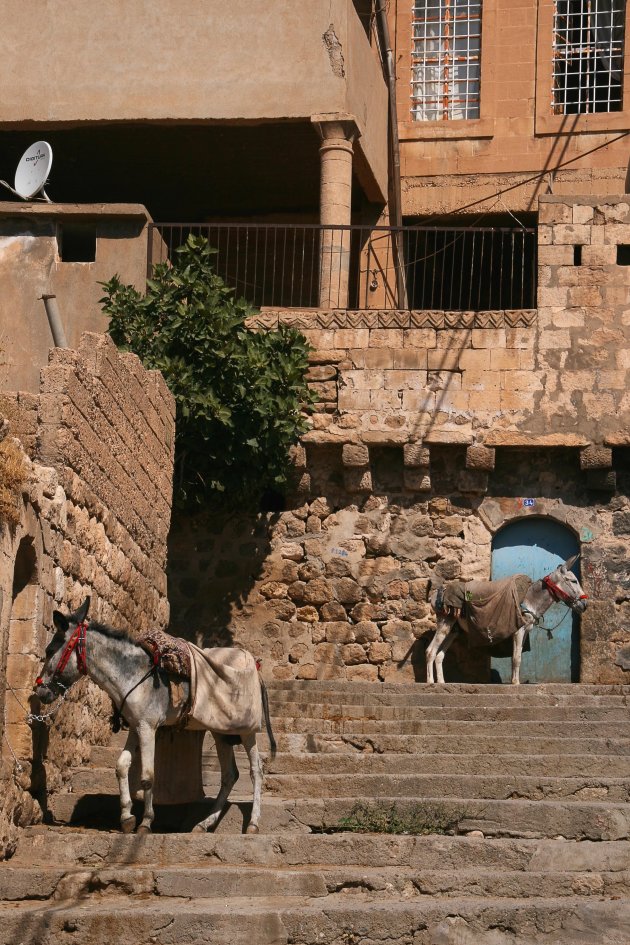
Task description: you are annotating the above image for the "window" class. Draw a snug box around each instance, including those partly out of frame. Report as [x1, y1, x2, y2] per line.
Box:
[552, 1, 626, 114]
[57, 223, 97, 262]
[411, 1, 482, 121]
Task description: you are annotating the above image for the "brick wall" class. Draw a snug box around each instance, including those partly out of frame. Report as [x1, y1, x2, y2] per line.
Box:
[1, 333, 175, 856]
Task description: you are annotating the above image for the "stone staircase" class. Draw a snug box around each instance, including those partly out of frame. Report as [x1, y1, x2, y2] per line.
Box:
[1, 681, 629, 944]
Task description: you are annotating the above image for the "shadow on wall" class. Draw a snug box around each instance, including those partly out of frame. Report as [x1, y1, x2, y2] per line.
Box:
[167, 506, 275, 646]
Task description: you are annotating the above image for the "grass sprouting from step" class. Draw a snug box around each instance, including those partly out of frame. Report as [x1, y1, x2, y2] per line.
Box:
[330, 801, 474, 836]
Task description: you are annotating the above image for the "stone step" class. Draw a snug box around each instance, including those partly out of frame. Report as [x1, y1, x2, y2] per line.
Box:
[269, 689, 630, 708]
[264, 773, 630, 802]
[89, 746, 630, 777]
[45, 793, 630, 840]
[270, 701, 630, 722]
[14, 826, 630, 873]
[267, 680, 630, 696]
[1, 862, 629, 903]
[268, 716, 630, 737]
[104, 731, 630, 757]
[68, 765, 630, 803]
[0, 894, 628, 945]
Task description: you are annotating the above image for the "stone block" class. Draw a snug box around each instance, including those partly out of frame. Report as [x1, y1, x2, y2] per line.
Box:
[370, 329, 403, 348]
[342, 643, 367, 665]
[459, 349, 490, 371]
[342, 443, 369, 467]
[580, 446, 613, 470]
[344, 467, 373, 493]
[403, 443, 430, 467]
[391, 348, 428, 370]
[325, 622, 356, 644]
[404, 329, 437, 348]
[403, 469, 431, 491]
[466, 445, 496, 471]
[552, 223, 591, 245]
[471, 329, 506, 349]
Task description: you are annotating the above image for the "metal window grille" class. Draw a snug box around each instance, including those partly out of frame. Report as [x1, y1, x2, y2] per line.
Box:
[552, 0, 625, 114]
[411, 0, 482, 120]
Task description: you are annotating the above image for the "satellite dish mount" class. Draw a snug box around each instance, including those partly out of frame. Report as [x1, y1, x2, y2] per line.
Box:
[1, 141, 53, 202]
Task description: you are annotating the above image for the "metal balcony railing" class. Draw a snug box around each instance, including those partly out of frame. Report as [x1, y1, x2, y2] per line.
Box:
[147, 222, 537, 311]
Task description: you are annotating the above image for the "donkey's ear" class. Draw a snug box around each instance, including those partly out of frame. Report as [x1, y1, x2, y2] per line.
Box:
[563, 554, 579, 571]
[53, 610, 69, 633]
[76, 597, 91, 623]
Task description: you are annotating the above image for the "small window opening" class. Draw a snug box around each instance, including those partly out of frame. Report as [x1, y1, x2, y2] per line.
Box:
[58, 223, 97, 262]
[617, 244, 630, 265]
[573, 244, 582, 265]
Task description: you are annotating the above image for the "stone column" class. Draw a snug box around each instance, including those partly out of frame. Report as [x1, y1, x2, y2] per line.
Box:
[312, 117, 359, 309]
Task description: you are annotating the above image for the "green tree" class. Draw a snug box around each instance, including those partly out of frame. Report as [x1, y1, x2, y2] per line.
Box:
[101, 235, 315, 507]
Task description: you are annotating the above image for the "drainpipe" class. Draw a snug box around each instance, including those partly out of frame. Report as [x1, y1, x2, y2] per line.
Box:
[375, 0, 407, 308]
[40, 294, 69, 348]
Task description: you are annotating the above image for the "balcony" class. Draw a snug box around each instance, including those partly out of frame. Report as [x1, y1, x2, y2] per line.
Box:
[148, 222, 538, 312]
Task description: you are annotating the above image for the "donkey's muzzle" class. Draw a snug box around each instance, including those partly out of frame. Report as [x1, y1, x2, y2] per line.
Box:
[35, 684, 55, 704]
[573, 598, 588, 614]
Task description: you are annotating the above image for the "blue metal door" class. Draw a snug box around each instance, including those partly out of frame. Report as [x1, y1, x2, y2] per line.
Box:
[490, 517, 580, 683]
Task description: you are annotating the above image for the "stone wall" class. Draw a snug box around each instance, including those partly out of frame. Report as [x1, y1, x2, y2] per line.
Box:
[252, 197, 630, 464]
[168, 445, 630, 689]
[168, 196, 630, 689]
[0, 333, 174, 856]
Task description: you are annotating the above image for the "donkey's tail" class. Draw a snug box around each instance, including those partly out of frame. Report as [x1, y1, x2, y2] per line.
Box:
[260, 678, 277, 760]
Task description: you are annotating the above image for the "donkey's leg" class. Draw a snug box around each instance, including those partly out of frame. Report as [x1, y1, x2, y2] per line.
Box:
[511, 616, 534, 685]
[511, 627, 526, 685]
[241, 732, 263, 834]
[434, 627, 458, 684]
[116, 729, 138, 834]
[136, 720, 157, 834]
[192, 734, 239, 833]
[426, 617, 454, 683]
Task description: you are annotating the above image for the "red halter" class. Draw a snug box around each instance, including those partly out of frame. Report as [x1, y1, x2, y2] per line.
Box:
[36, 621, 88, 687]
[542, 576, 588, 606]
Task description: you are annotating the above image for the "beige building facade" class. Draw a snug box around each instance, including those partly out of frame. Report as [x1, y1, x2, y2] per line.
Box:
[0, 0, 629, 724]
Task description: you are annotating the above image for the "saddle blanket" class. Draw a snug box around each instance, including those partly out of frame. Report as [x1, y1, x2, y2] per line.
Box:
[185, 643, 263, 735]
[435, 574, 532, 648]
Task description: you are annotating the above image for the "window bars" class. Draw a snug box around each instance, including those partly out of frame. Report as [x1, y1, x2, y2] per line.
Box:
[552, 0, 626, 114]
[411, 0, 482, 120]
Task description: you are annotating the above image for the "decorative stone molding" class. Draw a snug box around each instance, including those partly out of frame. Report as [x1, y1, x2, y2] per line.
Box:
[248, 309, 538, 331]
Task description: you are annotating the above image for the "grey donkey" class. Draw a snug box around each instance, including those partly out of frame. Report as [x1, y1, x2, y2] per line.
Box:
[35, 598, 276, 834]
[426, 556, 588, 685]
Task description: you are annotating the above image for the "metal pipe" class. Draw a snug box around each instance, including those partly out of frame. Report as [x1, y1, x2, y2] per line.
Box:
[375, 0, 407, 308]
[40, 294, 69, 348]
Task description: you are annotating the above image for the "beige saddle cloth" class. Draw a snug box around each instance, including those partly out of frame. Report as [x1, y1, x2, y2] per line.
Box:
[184, 643, 263, 735]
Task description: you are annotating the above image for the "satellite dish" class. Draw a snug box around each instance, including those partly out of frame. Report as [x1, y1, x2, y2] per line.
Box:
[14, 141, 53, 200]
[0, 141, 53, 202]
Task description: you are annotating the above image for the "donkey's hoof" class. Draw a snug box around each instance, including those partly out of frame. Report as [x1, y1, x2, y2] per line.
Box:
[121, 816, 136, 834]
[246, 824, 259, 835]
[137, 824, 151, 835]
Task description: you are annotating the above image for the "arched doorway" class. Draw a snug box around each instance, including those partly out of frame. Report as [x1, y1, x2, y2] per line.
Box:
[491, 517, 580, 683]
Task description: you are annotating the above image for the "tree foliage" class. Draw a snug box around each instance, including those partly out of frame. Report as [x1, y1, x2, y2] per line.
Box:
[101, 235, 315, 507]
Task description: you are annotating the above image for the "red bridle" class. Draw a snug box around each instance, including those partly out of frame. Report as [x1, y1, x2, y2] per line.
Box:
[36, 620, 88, 687]
[542, 576, 588, 607]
